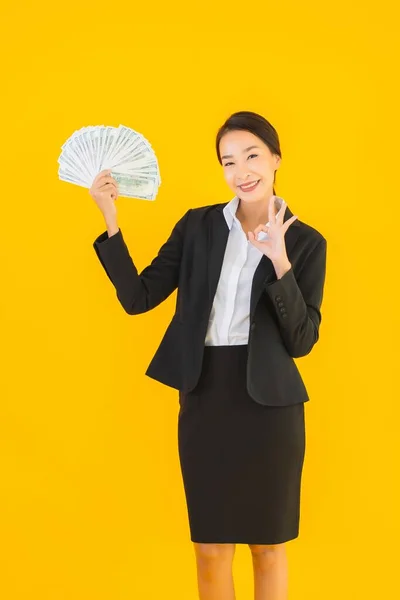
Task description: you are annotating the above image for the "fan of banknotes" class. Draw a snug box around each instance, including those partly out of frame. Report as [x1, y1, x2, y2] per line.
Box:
[57, 124, 161, 200]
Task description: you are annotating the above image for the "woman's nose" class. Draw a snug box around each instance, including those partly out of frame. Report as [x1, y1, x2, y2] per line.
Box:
[235, 169, 252, 182]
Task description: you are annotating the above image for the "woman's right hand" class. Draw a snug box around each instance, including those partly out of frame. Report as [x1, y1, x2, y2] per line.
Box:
[89, 169, 119, 220]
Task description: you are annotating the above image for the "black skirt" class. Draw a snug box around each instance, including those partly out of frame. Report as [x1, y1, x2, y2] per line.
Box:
[177, 344, 306, 545]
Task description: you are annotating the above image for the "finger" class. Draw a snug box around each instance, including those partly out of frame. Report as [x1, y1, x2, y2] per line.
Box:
[98, 181, 118, 190]
[253, 224, 269, 236]
[276, 200, 287, 223]
[98, 182, 118, 194]
[97, 175, 116, 186]
[94, 170, 113, 184]
[248, 230, 267, 250]
[268, 195, 276, 224]
[97, 179, 118, 191]
[282, 215, 298, 233]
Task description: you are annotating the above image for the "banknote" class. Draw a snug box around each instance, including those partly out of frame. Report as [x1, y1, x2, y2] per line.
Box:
[58, 124, 161, 200]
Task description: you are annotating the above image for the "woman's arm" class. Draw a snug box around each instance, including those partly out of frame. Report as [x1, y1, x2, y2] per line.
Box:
[93, 209, 191, 314]
[264, 237, 327, 357]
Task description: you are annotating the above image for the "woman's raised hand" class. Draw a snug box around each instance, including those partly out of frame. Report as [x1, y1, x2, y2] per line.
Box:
[89, 169, 119, 220]
[247, 196, 298, 265]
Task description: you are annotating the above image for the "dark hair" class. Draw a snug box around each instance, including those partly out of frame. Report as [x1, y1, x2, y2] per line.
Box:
[216, 111, 281, 196]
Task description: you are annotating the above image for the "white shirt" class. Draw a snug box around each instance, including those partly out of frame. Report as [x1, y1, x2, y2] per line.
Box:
[204, 195, 284, 346]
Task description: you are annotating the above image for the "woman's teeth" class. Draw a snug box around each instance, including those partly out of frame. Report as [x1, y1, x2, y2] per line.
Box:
[239, 180, 260, 192]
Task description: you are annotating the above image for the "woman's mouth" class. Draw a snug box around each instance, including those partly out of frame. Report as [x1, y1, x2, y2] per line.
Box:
[238, 180, 260, 192]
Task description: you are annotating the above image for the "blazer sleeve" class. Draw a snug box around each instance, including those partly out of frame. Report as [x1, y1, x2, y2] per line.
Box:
[92, 209, 191, 314]
[264, 237, 327, 358]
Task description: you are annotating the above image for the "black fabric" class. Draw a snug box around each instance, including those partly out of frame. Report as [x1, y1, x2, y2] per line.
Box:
[178, 344, 306, 545]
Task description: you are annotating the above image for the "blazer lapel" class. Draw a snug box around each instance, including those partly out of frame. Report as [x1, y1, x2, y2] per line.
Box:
[208, 201, 301, 318]
[207, 207, 230, 308]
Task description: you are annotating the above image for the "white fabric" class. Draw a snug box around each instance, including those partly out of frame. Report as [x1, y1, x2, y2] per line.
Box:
[204, 195, 284, 346]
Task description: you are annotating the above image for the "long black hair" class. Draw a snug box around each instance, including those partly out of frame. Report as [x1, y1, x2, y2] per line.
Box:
[216, 111, 281, 196]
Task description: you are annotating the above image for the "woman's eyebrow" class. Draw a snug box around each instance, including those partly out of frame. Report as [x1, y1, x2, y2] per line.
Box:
[221, 145, 260, 160]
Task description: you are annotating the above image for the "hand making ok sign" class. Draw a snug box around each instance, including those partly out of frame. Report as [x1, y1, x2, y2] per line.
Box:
[247, 196, 298, 265]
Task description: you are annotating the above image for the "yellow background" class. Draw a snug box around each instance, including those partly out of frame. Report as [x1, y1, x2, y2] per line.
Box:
[1, 1, 399, 598]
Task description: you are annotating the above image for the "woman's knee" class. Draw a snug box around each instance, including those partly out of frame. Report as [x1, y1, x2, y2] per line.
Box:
[194, 542, 236, 563]
[248, 543, 286, 569]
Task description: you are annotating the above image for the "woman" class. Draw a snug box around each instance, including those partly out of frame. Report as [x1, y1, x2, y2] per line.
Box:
[91, 111, 327, 600]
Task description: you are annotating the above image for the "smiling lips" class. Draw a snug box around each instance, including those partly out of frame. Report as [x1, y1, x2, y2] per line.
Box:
[239, 180, 260, 192]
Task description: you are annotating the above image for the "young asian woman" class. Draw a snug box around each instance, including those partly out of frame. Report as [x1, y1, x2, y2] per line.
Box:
[91, 110, 327, 600]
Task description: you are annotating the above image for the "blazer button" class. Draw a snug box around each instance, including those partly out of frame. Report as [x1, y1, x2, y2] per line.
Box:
[250, 322, 256, 331]
[275, 295, 282, 302]
[282, 313, 288, 319]
[278, 301, 284, 307]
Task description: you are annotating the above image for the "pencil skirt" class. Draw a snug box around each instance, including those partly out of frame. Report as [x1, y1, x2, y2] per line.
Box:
[177, 344, 306, 545]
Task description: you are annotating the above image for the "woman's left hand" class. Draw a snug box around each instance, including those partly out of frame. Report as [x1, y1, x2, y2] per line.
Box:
[248, 196, 298, 267]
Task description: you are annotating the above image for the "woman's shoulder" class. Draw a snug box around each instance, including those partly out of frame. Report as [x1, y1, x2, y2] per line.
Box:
[172, 203, 225, 238]
[189, 202, 227, 214]
[296, 217, 326, 247]
[181, 202, 226, 226]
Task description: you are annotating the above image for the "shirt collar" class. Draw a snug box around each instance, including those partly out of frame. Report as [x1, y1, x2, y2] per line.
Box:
[223, 195, 240, 230]
[223, 194, 286, 230]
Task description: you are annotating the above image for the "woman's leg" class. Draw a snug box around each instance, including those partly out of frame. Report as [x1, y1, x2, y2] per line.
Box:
[193, 542, 236, 600]
[248, 543, 288, 600]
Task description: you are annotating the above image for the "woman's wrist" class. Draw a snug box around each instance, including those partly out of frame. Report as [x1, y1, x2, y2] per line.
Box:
[105, 218, 119, 237]
[273, 259, 292, 279]
[103, 209, 119, 237]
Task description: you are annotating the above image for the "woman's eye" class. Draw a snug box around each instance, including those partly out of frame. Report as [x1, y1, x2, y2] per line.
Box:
[224, 154, 258, 167]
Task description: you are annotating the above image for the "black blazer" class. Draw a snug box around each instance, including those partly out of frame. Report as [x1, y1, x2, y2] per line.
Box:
[93, 201, 327, 407]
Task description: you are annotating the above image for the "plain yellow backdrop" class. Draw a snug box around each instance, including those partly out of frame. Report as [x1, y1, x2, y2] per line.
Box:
[1, 1, 399, 598]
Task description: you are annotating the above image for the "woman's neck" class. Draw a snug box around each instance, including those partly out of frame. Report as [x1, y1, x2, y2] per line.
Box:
[236, 193, 274, 230]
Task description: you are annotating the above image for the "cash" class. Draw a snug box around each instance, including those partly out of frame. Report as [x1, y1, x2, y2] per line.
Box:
[57, 124, 161, 200]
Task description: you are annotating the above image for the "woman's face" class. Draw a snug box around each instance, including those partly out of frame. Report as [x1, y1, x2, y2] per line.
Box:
[219, 129, 280, 203]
